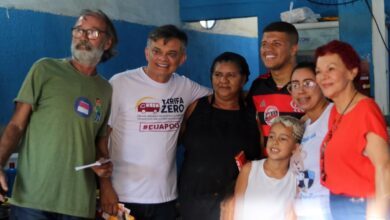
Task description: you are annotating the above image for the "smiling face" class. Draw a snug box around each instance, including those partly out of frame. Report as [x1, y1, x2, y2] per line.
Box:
[315, 53, 358, 100]
[260, 31, 297, 71]
[144, 38, 186, 83]
[266, 122, 299, 161]
[290, 67, 324, 111]
[212, 61, 246, 102]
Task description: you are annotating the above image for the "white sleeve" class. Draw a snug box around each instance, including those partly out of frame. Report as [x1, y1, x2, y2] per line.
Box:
[189, 79, 212, 103]
[108, 77, 120, 127]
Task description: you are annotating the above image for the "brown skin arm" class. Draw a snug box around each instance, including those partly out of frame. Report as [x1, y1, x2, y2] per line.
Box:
[96, 126, 119, 215]
[220, 195, 236, 220]
[92, 126, 113, 178]
[365, 132, 390, 219]
[233, 162, 252, 220]
[0, 102, 32, 201]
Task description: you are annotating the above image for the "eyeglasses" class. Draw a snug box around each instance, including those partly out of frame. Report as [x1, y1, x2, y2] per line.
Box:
[71, 27, 107, 40]
[287, 79, 317, 93]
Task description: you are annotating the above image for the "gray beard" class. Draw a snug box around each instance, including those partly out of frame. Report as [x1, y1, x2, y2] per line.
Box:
[71, 42, 104, 66]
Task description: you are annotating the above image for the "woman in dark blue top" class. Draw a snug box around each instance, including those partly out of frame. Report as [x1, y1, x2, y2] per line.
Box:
[178, 52, 261, 220]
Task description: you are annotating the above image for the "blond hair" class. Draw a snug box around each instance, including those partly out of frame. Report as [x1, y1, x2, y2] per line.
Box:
[271, 116, 304, 143]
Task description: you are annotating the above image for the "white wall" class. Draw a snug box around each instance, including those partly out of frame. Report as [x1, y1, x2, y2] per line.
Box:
[184, 17, 258, 38]
[0, 0, 182, 25]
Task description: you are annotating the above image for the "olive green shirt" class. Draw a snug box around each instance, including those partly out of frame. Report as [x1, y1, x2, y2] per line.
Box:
[10, 58, 112, 218]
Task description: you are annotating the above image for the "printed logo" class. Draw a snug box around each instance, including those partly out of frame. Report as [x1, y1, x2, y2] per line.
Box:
[136, 97, 160, 113]
[161, 97, 185, 113]
[290, 100, 304, 113]
[291, 148, 314, 194]
[264, 105, 279, 125]
[260, 100, 266, 108]
[74, 97, 92, 118]
[297, 170, 315, 192]
[135, 97, 185, 114]
[139, 121, 180, 132]
[301, 133, 316, 144]
[138, 102, 160, 113]
[136, 97, 184, 133]
[94, 98, 102, 122]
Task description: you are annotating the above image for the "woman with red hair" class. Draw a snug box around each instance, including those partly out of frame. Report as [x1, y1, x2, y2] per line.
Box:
[315, 40, 390, 220]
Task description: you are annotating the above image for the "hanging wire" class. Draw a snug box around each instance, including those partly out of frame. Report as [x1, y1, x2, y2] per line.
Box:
[306, 0, 389, 53]
[363, 0, 389, 53]
[306, 0, 359, 6]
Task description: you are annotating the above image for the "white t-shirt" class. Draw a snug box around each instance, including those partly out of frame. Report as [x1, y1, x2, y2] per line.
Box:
[240, 159, 296, 220]
[108, 67, 211, 203]
[291, 103, 333, 219]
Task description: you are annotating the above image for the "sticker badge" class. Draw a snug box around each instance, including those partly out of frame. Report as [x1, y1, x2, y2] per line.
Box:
[94, 98, 102, 122]
[264, 105, 279, 125]
[74, 97, 92, 118]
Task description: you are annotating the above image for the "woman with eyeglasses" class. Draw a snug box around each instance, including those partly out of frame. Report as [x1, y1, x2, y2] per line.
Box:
[315, 40, 389, 220]
[287, 62, 333, 220]
[178, 52, 261, 220]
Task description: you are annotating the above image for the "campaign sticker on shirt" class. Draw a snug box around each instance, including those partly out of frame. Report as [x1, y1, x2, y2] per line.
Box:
[74, 97, 92, 118]
[94, 98, 102, 122]
[264, 105, 279, 125]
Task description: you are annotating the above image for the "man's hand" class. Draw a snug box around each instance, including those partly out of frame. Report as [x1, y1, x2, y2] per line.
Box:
[91, 159, 113, 178]
[100, 180, 119, 215]
[0, 169, 8, 202]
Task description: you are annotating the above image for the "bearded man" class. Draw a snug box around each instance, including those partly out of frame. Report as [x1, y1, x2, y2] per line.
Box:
[0, 9, 117, 220]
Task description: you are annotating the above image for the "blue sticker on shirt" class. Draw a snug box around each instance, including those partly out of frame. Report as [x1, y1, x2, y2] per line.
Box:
[74, 97, 92, 118]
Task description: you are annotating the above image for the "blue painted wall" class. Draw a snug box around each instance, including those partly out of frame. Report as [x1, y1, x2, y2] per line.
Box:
[0, 8, 151, 124]
[0, 8, 258, 125]
[338, 0, 373, 94]
[181, 30, 259, 89]
[180, 0, 340, 78]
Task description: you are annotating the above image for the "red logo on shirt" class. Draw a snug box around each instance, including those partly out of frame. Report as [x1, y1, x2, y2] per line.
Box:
[138, 102, 160, 113]
[264, 105, 279, 125]
[290, 100, 304, 113]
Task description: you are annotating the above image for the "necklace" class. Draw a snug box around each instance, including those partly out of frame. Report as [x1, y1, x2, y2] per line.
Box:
[329, 90, 358, 130]
[320, 90, 358, 181]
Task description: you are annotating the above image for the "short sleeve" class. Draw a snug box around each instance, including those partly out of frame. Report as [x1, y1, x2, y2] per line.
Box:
[14, 59, 46, 111]
[364, 99, 389, 143]
[189, 79, 212, 103]
[108, 76, 120, 127]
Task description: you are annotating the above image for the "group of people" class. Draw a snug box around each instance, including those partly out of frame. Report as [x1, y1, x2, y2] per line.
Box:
[0, 8, 389, 220]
